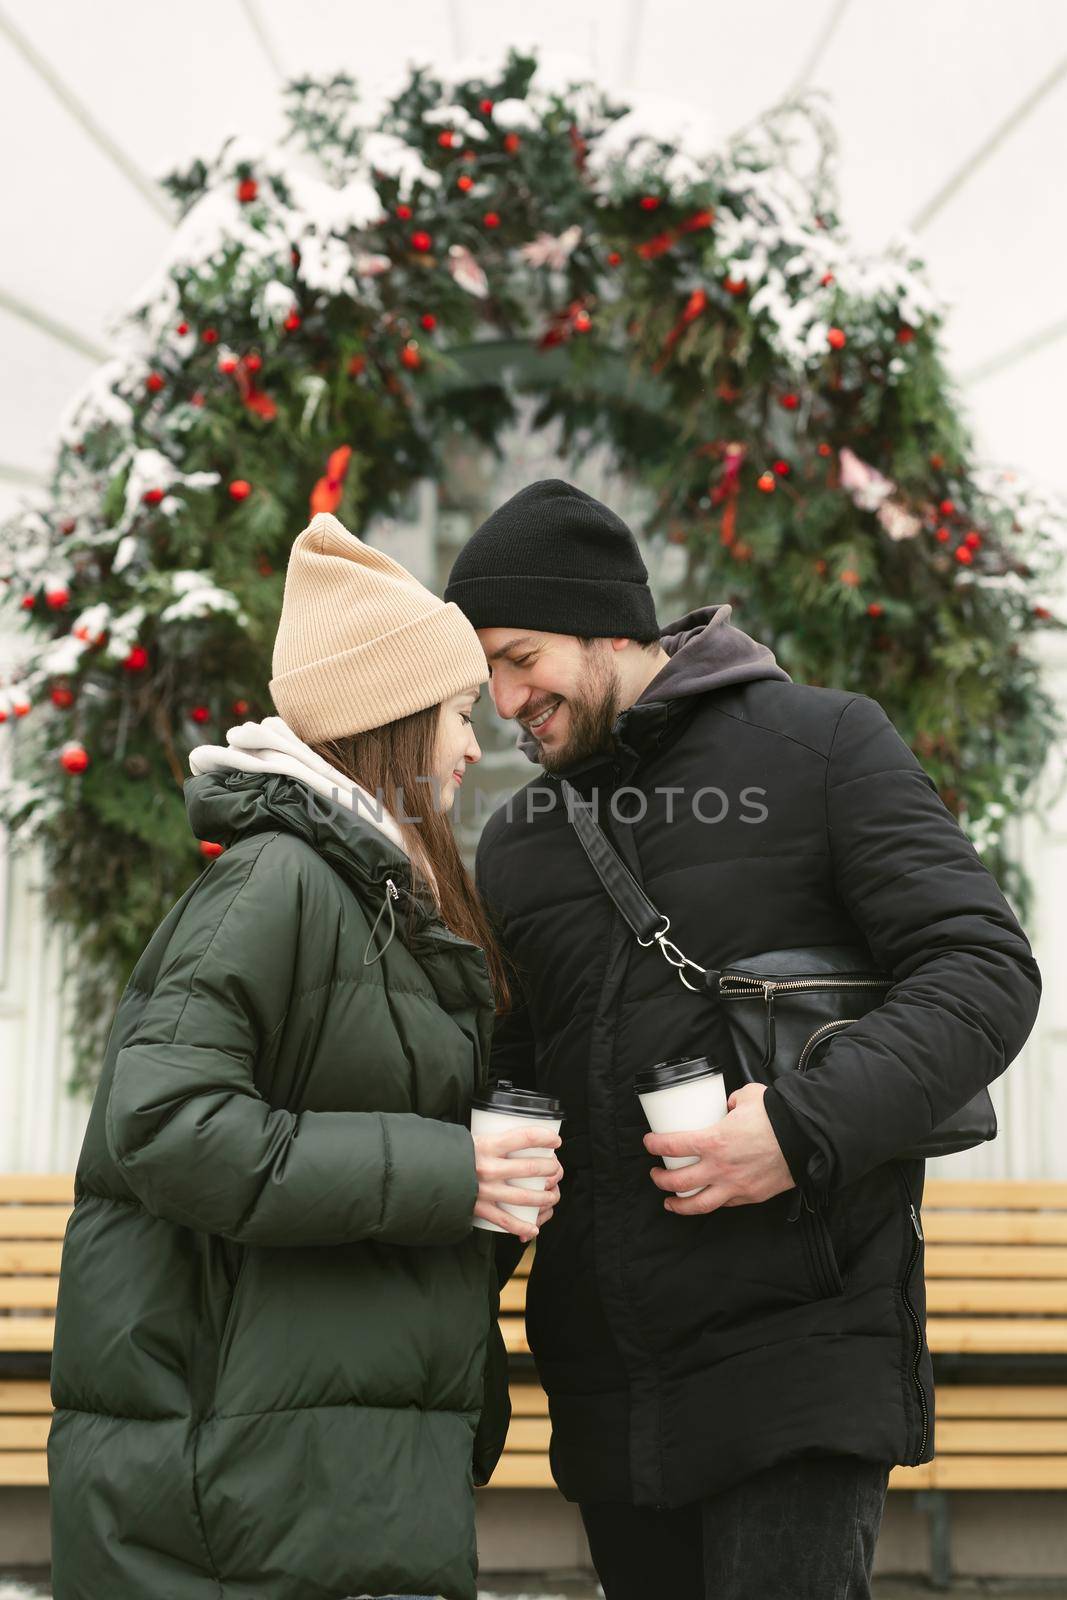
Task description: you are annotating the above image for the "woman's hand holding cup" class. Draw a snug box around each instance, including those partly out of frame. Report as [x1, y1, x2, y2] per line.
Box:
[472, 1124, 563, 1241]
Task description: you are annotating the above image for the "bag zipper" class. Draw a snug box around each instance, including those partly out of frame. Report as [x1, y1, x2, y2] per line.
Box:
[797, 1017, 857, 1072]
[718, 973, 890, 1074]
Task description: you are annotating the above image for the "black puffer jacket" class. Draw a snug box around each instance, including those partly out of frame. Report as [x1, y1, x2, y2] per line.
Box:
[475, 605, 1041, 1507]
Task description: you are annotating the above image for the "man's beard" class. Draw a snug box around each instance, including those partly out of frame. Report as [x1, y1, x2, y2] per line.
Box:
[535, 651, 622, 775]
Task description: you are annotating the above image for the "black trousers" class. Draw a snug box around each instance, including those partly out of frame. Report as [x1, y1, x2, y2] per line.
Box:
[579, 1455, 890, 1600]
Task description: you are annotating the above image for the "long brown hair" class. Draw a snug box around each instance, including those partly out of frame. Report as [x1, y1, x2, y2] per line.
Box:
[311, 704, 511, 1013]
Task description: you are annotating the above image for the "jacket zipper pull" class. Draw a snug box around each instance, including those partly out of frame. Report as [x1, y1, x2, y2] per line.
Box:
[909, 1203, 924, 1242]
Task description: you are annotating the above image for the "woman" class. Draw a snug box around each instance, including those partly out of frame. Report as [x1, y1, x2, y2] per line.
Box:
[47, 512, 563, 1600]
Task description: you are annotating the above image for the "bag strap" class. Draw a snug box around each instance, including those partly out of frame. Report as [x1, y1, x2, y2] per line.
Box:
[559, 778, 709, 992]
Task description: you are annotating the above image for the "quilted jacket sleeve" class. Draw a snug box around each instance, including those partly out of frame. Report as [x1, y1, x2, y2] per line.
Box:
[106, 836, 478, 1247]
[762, 692, 1041, 1194]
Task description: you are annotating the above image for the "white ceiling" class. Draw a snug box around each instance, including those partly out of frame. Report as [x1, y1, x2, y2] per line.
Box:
[1, 0, 1065, 520]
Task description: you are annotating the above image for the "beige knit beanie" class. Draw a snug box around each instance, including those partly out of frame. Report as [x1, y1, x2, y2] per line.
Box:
[269, 512, 489, 743]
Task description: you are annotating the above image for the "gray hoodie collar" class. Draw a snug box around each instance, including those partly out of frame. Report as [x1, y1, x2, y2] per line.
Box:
[515, 603, 790, 766]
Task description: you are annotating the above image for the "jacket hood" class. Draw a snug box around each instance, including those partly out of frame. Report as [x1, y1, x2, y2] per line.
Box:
[515, 603, 790, 764]
[188, 715, 409, 852]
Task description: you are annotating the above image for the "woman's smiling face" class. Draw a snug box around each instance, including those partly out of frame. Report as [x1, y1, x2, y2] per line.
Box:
[432, 684, 483, 811]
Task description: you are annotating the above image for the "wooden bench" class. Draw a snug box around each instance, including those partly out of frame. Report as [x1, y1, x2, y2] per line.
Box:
[4, 1175, 1066, 1583]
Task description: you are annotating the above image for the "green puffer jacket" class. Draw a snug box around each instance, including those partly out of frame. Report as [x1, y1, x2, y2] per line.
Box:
[48, 769, 510, 1600]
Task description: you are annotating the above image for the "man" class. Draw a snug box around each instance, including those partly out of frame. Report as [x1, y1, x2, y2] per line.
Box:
[444, 479, 1041, 1599]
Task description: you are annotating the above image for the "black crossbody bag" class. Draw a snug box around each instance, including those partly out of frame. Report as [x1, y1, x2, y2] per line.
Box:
[558, 778, 996, 1162]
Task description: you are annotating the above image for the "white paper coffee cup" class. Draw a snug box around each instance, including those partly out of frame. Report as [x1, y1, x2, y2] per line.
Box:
[470, 1082, 563, 1233]
[635, 1057, 728, 1198]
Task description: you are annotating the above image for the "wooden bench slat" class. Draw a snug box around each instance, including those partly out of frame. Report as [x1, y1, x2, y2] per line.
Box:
[913, 1456, 1067, 1490]
[937, 1419, 1067, 1453]
[923, 1213, 1067, 1246]
[937, 1387, 1067, 1417]
[0, 1242, 64, 1273]
[926, 1281, 1067, 1314]
[505, 1417, 551, 1451]
[925, 1245, 1067, 1279]
[0, 1176, 74, 1204]
[0, 1416, 50, 1450]
[480, 1454, 556, 1489]
[922, 1181, 1067, 1210]
[0, 1380, 52, 1411]
[0, 1277, 59, 1309]
[508, 1386, 549, 1416]
[927, 1319, 1067, 1354]
[0, 1318, 55, 1352]
[0, 1452, 49, 1487]
[0, 1206, 73, 1240]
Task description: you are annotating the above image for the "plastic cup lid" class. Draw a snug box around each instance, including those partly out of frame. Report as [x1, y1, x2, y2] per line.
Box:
[472, 1079, 563, 1119]
[634, 1056, 723, 1094]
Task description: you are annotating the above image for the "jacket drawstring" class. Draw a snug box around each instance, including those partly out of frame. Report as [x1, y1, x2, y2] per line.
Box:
[363, 878, 399, 965]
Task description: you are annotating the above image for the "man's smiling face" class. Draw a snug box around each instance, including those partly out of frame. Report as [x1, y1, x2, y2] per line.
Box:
[476, 627, 626, 773]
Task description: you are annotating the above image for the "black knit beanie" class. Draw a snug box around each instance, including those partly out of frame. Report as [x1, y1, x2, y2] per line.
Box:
[443, 479, 660, 641]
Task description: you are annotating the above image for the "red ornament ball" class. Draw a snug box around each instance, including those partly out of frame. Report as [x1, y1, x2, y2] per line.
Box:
[123, 645, 149, 672]
[189, 706, 211, 724]
[347, 355, 366, 376]
[146, 371, 165, 394]
[724, 277, 747, 296]
[866, 602, 884, 618]
[607, 250, 622, 267]
[177, 321, 189, 336]
[228, 479, 252, 501]
[437, 130, 456, 149]
[200, 841, 225, 859]
[218, 355, 239, 374]
[410, 230, 433, 252]
[51, 686, 74, 709]
[772, 460, 790, 477]
[46, 587, 70, 609]
[142, 487, 165, 505]
[954, 546, 973, 565]
[939, 499, 955, 517]
[283, 311, 302, 332]
[818, 443, 833, 457]
[244, 352, 262, 373]
[456, 174, 474, 192]
[756, 472, 776, 493]
[573, 310, 591, 333]
[935, 527, 951, 543]
[233, 699, 250, 716]
[820, 273, 835, 287]
[236, 178, 258, 203]
[930, 453, 945, 470]
[420, 313, 437, 331]
[20, 594, 35, 610]
[779, 393, 800, 411]
[202, 327, 219, 344]
[964, 530, 982, 550]
[839, 568, 860, 587]
[639, 195, 661, 211]
[400, 342, 422, 370]
[479, 98, 494, 114]
[827, 327, 847, 350]
[897, 326, 915, 344]
[482, 211, 501, 229]
[503, 133, 521, 154]
[11, 697, 30, 718]
[396, 204, 413, 221]
[60, 742, 89, 775]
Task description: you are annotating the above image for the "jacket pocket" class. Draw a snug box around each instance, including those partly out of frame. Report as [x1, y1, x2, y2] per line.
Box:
[799, 1203, 844, 1298]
